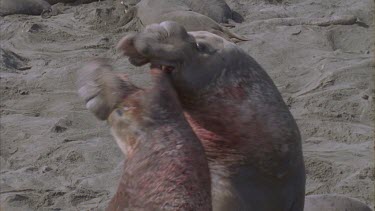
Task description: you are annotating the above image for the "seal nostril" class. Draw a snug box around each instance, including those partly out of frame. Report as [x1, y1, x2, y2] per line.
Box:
[116, 109, 123, 116]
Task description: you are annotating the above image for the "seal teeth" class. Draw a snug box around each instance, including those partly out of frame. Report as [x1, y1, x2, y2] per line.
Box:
[123, 106, 136, 111]
[150, 63, 174, 72]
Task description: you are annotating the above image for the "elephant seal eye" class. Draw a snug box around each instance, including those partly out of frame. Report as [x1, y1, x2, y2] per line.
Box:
[196, 43, 206, 52]
[196, 42, 216, 54]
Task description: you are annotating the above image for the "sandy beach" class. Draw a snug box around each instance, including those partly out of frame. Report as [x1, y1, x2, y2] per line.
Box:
[0, 0, 374, 210]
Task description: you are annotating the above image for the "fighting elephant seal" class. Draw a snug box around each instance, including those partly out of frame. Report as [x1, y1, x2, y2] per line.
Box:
[120, 0, 249, 42]
[78, 21, 305, 210]
[117, 21, 305, 211]
[78, 60, 212, 210]
[78, 21, 373, 211]
[78, 59, 371, 211]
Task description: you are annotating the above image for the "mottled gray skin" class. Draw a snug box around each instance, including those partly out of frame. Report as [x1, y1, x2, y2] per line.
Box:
[120, 0, 234, 23]
[121, 0, 249, 41]
[182, 0, 233, 23]
[0, 0, 51, 16]
[45, 0, 100, 4]
[44, 0, 75, 4]
[117, 21, 305, 211]
[0, 0, 100, 16]
[78, 60, 212, 210]
[304, 195, 373, 211]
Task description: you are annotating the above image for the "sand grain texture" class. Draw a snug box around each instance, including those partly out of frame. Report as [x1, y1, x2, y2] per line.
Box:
[0, 0, 374, 210]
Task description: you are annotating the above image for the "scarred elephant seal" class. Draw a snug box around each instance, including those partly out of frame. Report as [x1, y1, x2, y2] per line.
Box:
[78, 21, 374, 211]
[78, 21, 305, 210]
[77, 60, 212, 210]
[117, 21, 305, 211]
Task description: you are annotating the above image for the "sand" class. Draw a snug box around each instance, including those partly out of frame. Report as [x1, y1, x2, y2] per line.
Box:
[0, 0, 374, 210]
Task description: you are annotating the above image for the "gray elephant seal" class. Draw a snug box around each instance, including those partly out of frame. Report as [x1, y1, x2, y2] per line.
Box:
[182, 0, 234, 23]
[0, 0, 101, 16]
[304, 194, 373, 211]
[78, 60, 212, 210]
[121, 0, 249, 42]
[45, 0, 101, 5]
[88, 21, 304, 210]
[0, 0, 51, 16]
[120, 0, 236, 23]
[78, 21, 373, 211]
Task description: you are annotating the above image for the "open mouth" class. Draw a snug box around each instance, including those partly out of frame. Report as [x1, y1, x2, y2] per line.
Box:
[150, 63, 175, 74]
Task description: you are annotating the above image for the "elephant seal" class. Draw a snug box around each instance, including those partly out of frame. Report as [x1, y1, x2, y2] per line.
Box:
[78, 22, 373, 211]
[182, 0, 234, 24]
[44, 0, 100, 5]
[78, 21, 303, 211]
[0, 0, 51, 16]
[0, 0, 101, 17]
[120, 0, 249, 42]
[78, 60, 212, 210]
[120, 0, 236, 24]
[304, 194, 373, 211]
[78, 59, 371, 211]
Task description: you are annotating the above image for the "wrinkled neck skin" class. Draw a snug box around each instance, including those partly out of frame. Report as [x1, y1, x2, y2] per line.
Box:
[113, 125, 211, 210]
[107, 74, 212, 211]
[175, 47, 305, 211]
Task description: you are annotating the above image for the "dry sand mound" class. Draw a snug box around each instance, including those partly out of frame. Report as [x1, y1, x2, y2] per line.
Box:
[0, 0, 374, 210]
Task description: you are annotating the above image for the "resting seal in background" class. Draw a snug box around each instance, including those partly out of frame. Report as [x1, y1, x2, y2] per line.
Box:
[78, 60, 212, 210]
[0, 0, 101, 16]
[119, 0, 239, 24]
[304, 194, 373, 211]
[119, 0, 249, 42]
[0, 0, 51, 16]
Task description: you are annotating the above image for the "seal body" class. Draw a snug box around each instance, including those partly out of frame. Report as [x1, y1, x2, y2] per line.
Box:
[120, 0, 235, 23]
[129, 0, 249, 41]
[304, 194, 373, 211]
[181, 0, 233, 23]
[117, 21, 305, 211]
[77, 62, 212, 210]
[0, 0, 51, 16]
[45, 0, 100, 4]
[0, 0, 101, 16]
